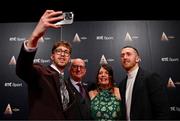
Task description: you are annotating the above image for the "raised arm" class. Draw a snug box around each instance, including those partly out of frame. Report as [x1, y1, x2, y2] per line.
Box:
[27, 10, 64, 48]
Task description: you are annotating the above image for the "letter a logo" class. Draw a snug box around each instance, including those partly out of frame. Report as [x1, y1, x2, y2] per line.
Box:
[4, 104, 13, 115]
[9, 56, 16, 65]
[167, 77, 175, 88]
[100, 55, 108, 65]
[39, 37, 44, 43]
[73, 33, 81, 42]
[161, 32, 168, 41]
[125, 32, 133, 41]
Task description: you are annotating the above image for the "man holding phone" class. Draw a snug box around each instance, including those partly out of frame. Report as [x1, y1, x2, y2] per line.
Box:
[16, 10, 79, 120]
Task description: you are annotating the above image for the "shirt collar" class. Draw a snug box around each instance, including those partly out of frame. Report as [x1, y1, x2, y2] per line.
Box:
[127, 66, 139, 79]
[50, 64, 64, 75]
[70, 78, 81, 85]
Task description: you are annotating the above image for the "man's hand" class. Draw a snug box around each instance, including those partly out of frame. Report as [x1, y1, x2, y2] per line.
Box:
[27, 10, 64, 48]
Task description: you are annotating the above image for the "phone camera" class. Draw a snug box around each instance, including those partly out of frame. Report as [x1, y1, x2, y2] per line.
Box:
[64, 12, 73, 20]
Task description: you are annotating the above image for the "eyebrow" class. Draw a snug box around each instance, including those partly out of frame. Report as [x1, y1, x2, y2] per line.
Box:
[55, 48, 69, 51]
[72, 64, 85, 66]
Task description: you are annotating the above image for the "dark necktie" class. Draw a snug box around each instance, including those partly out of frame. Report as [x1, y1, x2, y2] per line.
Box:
[59, 73, 69, 110]
[76, 82, 86, 98]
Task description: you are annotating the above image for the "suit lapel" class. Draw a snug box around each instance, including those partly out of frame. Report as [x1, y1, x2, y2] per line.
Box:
[122, 76, 127, 102]
[82, 82, 90, 99]
[130, 68, 144, 111]
[64, 78, 76, 103]
[47, 66, 60, 92]
[120, 76, 128, 118]
[67, 78, 80, 95]
[47, 66, 62, 101]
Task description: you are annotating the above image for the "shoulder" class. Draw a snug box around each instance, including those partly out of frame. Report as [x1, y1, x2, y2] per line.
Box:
[139, 68, 165, 87]
[139, 67, 156, 75]
[113, 87, 121, 100]
[138, 68, 157, 79]
[33, 64, 58, 76]
[139, 68, 160, 80]
[89, 90, 98, 100]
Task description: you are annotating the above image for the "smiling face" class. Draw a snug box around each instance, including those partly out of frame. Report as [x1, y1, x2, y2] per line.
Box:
[97, 64, 114, 89]
[98, 67, 110, 86]
[120, 47, 140, 72]
[51, 45, 71, 71]
[69, 58, 86, 82]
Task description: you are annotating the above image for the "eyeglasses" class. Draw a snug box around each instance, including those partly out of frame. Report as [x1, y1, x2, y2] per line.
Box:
[54, 49, 70, 57]
[72, 65, 85, 70]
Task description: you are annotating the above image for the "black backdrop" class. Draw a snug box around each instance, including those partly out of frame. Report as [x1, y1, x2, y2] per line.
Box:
[0, 21, 180, 119]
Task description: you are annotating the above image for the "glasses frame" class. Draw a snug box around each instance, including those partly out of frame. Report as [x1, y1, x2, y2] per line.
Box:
[71, 65, 85, 70]
[54, 49, 70, 57]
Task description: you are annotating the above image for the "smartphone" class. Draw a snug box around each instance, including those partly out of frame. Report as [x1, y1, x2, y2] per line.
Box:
[55, 12, 74, 26]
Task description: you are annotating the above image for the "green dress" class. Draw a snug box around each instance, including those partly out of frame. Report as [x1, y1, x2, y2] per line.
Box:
[90, 89, 121, 121]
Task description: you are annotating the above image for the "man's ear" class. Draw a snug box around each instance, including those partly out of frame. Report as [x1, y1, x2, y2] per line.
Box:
[84, 68, 87, 74]
[136, 56, 140, 63]
[50, 55, 54, 61]
[68, 59, 73, 72]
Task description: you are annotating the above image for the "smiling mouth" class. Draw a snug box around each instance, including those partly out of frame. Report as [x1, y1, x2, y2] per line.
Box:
[100, 78, 107, 81]
[124, 61, 130, 64]
[58, 58, 65, 61]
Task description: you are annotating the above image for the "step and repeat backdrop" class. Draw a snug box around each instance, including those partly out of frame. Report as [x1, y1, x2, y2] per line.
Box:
[0, 21, 180, 119]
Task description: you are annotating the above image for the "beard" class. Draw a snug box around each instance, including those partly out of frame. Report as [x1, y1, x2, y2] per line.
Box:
[122, 61, 136, 71]
[54, 61, 69, 71]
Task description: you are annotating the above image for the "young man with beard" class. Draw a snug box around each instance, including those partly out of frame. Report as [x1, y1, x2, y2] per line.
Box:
[16, 10, 77, 120]
[119, 46, 170, 120]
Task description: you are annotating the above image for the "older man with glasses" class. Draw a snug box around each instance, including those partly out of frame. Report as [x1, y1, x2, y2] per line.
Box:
[65, 58, 91, 120]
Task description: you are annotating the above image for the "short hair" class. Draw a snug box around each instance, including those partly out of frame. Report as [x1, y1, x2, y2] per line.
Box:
[70, 58, 86, 68]
[51, 40, 72, 54]
[121, 45, 139, 56]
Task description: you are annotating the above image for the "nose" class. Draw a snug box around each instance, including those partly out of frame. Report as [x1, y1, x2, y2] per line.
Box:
[77, 66, 81, 71]
[60, 51, 65, 56]
[101, 72, 106, 77]
[123, 54, 129, 59]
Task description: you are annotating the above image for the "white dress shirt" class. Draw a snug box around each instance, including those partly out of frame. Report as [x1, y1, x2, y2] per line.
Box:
[70, 78, 82, 93]
[126, 66, 139, 121]
[50, 64, 64, 75]
[23, 40, 37, 52]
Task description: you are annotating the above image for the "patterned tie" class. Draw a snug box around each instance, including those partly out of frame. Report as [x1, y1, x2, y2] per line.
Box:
[76, 82, 86, 98]
[59, 73, 69, 110]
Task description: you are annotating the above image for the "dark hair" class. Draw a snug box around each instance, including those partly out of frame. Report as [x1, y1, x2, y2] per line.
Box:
[121, 45, 139, 56]
[51, 40, 72, 54]
[96, 64, 115, 89]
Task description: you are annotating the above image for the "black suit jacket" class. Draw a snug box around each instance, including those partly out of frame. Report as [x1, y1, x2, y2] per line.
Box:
[65, 78, 91, 120]
[119, 67, 170, 120]
[16, 44, 80, 120]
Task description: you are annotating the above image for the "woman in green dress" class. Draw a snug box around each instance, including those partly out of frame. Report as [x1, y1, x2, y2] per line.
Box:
[89, 64, 121, 121]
